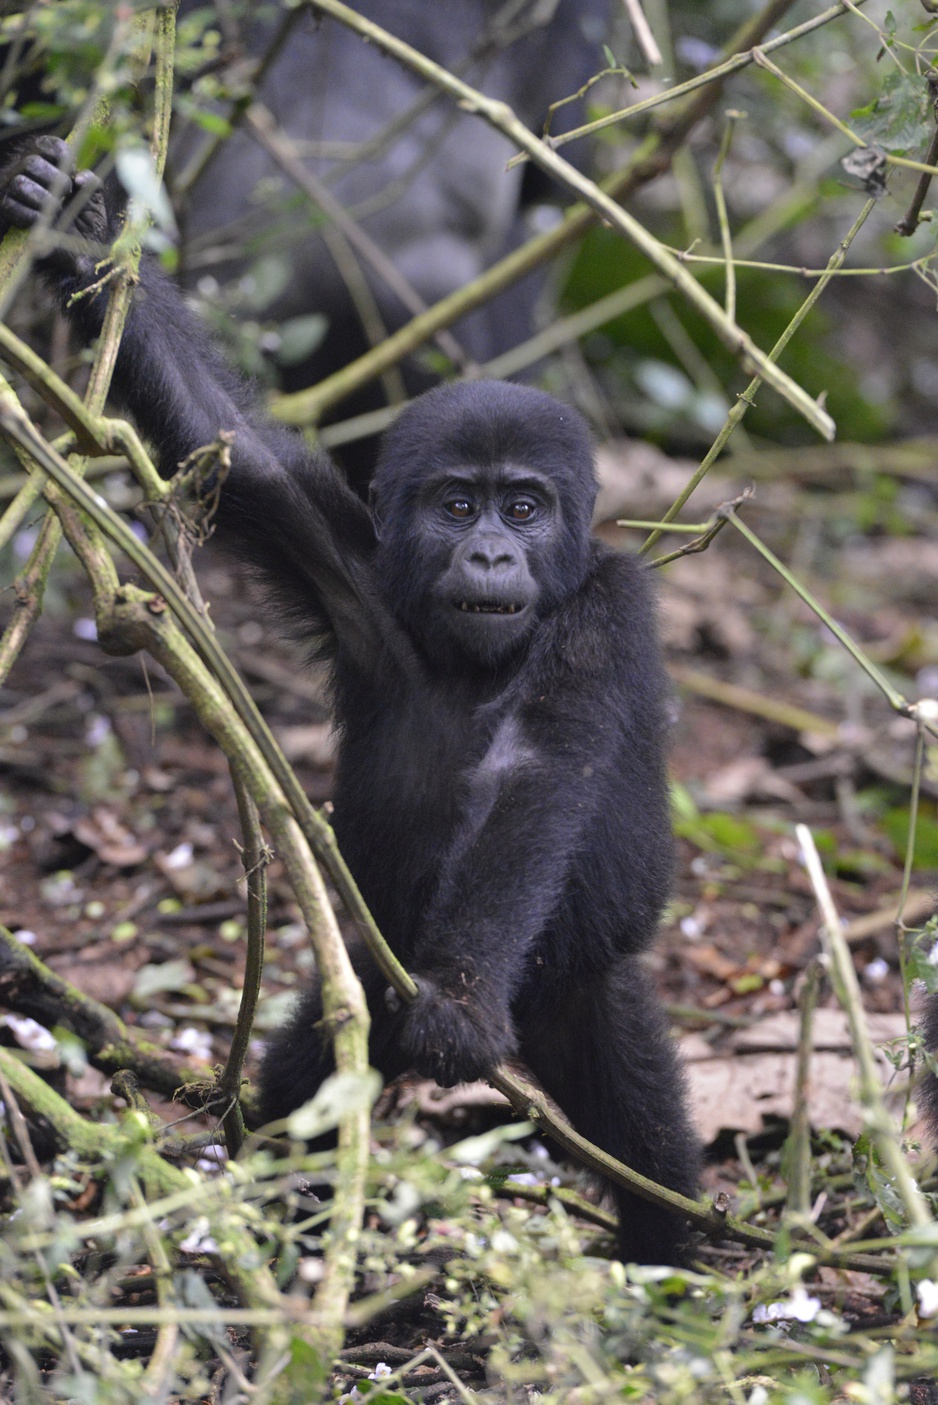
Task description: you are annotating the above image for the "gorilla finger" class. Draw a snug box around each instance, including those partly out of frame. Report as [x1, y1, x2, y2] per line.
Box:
[33, 134, 75, 175]
[73, 169, 102, 196]
[383, 986, 402, 1016]
[22, 154, 72, 192]
[6, 175, 51, 216]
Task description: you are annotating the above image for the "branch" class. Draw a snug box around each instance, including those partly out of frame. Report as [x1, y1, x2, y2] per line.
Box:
[272, 0, 805, 425]
[797, 827, 935, 1244]
[638, 194, 877, 555]
[0, 925, 208, 1099]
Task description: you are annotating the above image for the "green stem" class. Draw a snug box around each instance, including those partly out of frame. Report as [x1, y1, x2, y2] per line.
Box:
[303, 0, 833, 440]
[726, 508, 907, 712]
[639, 196, 876, 555]
[530, 0, 860, 155]
[796, 826, 934, 1240]
[221, 775, 269, 1157]
[712, 110, 745, 324]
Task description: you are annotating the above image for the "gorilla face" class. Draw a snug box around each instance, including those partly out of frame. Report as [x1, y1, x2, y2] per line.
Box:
[369, 381, 596, 670]
[404, 462, 556, 666]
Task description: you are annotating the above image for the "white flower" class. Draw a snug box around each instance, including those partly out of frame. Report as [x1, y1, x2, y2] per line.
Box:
[85, 714, 111, 747]
[195, 1143, 227, 1174]
[4, 1015, 57, 1053]
[863, 957, 889, 984]
[917, 1279, 938, 1318]
[170, 1027, 213, 1061]
[164, 842, 194, 868]
[752, 1288, 821, 1324]
[178, 1218, 218, 1255]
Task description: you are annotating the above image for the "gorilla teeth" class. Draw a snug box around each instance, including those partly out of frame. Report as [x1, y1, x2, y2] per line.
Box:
[457, 602, 519, 615]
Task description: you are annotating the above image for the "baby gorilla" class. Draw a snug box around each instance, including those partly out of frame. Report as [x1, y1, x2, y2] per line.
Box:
[0, 136, 700, 1264]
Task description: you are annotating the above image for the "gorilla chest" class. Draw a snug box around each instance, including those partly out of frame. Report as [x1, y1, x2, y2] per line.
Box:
[330, 683, 491, 936]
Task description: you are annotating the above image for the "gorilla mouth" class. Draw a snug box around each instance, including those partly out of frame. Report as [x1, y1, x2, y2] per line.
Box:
[456, 600, 524, 615]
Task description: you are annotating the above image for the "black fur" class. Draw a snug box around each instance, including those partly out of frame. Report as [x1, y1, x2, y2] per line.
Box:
[1, 137, 700, 1264]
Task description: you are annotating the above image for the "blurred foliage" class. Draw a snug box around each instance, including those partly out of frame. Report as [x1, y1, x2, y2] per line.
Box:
[565, 230, 896, 446]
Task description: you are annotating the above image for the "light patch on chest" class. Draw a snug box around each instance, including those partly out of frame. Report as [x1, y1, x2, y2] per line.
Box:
[474, 714, 537, 783]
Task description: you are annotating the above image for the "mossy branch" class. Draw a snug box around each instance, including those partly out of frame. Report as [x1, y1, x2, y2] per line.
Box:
[0, 925, 206, 1099]
[0, 390, 368, 1374]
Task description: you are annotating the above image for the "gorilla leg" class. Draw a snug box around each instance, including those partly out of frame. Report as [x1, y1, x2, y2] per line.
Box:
[258, 937, 409, 1125]
[518, 957, 700, 1265]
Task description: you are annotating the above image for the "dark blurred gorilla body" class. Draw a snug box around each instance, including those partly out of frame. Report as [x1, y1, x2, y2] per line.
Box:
[2, 3, 610, 476]
[168, 0, 609, 475]
[0, 100, 701, 1264]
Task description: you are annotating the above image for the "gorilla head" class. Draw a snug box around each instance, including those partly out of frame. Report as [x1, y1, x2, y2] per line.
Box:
[369, 381, 598, 668]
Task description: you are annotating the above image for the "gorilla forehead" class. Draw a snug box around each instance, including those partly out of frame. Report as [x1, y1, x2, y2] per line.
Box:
[373, 381, 598, 511]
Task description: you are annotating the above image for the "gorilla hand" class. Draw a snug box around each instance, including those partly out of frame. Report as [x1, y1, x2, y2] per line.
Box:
[391, 974, 516, 1087]
[0, 135, 107, 276]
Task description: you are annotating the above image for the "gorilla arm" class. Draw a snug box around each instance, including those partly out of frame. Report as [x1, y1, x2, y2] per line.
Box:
[0, 136, 388, 667]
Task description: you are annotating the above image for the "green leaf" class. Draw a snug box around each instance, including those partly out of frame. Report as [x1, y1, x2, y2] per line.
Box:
[447, 1120, 534, 1166]
[275, 313, 329, 366]
[851, 69, 931, 156]
[281, 1337, 328, 1397]
[115, 146, 177, 234]
[192, 110, 232, 137]
[243, 253, 291, 311]
[881, 806, 938, 867]
[131, 957, 196, 1001]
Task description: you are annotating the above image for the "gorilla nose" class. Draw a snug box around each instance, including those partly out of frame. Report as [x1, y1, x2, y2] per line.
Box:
[469, 537, 515, 569]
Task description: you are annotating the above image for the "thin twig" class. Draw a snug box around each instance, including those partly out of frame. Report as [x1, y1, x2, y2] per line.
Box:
[525, 0, 861, 156]
[271, 0, 807, 426]
[221, 776, 270, 1157]
[299, 0, 834, 441]
[726, 508, 908, 714]
[712, 110, 745, 324]
[796, 826, 934, 1238]
[621, 0, 662, 67]
[639, 195, 877, 555]
[784, 958, 821, 1220]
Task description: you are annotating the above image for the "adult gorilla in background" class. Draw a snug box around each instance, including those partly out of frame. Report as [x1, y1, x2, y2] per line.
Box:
[0, 137, 700, 1265]
[2, 0, 610, 480]
[167, 0, 611, 481]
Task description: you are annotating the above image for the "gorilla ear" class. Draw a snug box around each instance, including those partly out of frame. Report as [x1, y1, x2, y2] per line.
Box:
[368, 483, 384, 540]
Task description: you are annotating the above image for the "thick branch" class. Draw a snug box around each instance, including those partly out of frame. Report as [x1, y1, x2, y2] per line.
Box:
[0, 926, 206, 1100]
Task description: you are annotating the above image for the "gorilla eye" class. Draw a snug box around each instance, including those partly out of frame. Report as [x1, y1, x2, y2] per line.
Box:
[445, 498, 474, 519]
[506, 500, 536, 522]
